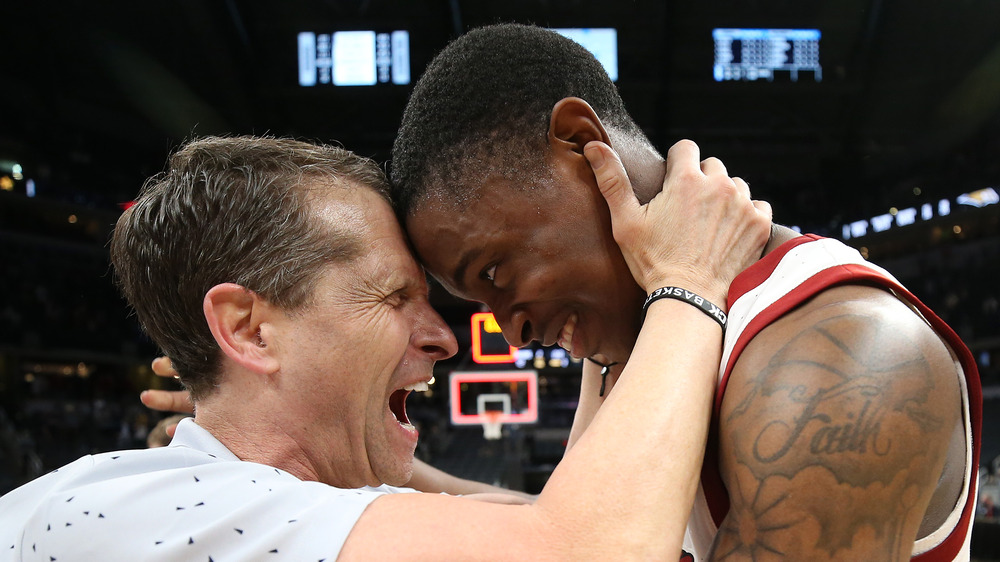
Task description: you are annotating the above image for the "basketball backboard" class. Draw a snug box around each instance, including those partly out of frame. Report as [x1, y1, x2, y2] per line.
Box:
[449, 370, 539, 427]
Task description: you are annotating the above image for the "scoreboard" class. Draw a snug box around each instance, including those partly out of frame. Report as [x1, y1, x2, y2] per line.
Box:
[713, 28, 822, 82]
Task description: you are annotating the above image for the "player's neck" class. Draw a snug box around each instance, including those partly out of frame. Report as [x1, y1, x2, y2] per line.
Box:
[763, 224, 800, 255]
[610, 136, 665, 205]
[615, 138, 795, 258]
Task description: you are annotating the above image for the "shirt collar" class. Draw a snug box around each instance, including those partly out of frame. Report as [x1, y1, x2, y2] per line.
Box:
[168, 417, 241, 462]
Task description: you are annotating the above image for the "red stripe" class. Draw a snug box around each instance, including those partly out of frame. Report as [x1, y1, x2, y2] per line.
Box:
[726, 234, 821, 306]
[703, 234, 827, 527]
[703, 259, 856, 527]
[904, 285, 982, 561]
[702, 259, 981, 562]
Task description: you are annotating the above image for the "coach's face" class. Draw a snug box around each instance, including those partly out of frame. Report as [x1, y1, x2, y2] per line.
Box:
[406, 160, 645, 366]
[273, 186, 457, 488]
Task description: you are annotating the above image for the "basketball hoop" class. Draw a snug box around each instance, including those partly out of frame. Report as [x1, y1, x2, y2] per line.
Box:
[482, 410, 503, 440]
[449, 371, 538, 437]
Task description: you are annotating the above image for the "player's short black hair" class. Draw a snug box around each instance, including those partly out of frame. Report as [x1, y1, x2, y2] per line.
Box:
[390, 23, 645, 217]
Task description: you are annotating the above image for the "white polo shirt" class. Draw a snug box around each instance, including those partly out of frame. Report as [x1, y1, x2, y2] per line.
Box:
[0, 418, 413, 561]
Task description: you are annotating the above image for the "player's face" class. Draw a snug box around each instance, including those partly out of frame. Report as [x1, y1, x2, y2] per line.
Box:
[406, 174, 645, 365]
[273, 187, 457, 488]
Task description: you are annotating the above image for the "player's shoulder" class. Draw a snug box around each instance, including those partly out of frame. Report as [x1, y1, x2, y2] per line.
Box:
[737, 282, 956, 382]
[713, 278, 966, 559]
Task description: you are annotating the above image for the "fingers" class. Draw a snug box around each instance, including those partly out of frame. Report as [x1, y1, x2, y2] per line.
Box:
[584, 141, 639, 223]
[665, 139, 701, 178]
[140, 389, 194, 414]
[753, 199, 773, 222]
[152, 356, 179, 378]
[700, 157, 728, 177]
[731, 176, 751, 200]
[165, 424, 177, 439]
[145, 358, 193, 414]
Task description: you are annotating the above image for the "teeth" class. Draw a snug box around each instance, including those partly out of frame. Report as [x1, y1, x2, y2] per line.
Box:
[558, 313, 577, 353]
[403, 381, 430, 392]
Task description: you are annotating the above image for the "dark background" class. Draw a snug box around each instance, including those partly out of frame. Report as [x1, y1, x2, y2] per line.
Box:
[1, 0, 998, 552]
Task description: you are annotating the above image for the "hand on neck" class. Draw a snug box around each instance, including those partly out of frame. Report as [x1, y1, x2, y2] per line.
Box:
[612, 134, 790, 259]
[609, 134, 667, 205]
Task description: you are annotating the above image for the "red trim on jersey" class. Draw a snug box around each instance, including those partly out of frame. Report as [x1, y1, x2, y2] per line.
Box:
[726, 233, 822, 306]
[702, 258, 871, 528]
[906, 289, 982, 562]
[703, 241, 981, 562]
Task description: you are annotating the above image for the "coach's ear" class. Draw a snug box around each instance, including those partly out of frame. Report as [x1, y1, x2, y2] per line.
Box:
[547, 97, 612, 156]
[203, 283, 280, 376]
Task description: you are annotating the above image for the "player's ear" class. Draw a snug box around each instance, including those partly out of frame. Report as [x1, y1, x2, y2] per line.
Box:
[547, 97, 612, 155]
[203, 283, 280, 376]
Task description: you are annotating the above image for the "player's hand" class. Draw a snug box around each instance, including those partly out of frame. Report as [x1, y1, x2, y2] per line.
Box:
[584, 139, 771, 306]
[139, 357, 194, 414]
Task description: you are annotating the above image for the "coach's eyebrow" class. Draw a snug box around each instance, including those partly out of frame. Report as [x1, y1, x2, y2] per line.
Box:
[451, 247, 483, 295]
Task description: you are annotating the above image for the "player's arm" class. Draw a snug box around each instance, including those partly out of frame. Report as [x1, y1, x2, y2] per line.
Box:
[407, 458, 536, 501]
[140, 356, 194, 414]
[565, 360, 622, 450]
[710, 284, 962, 561]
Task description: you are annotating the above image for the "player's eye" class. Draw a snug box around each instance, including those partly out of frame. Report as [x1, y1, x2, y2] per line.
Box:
[481, 264, 497, 285]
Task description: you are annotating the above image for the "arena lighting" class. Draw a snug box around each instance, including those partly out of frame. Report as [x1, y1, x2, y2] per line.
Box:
[25, 362, 93, 378]
[470, 312, 516, 364]
[838, 188, 997, 241]
[957, 187, 999, 208]
[870, 213, 893, 234]
[922, 203, 934, 220]
[713, 28, 822, 82]
[939, 199, 951, 216]
[298, 30, 410, 86]
[895, 207, 918, 227]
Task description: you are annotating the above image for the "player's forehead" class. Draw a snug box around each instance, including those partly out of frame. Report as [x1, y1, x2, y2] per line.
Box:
[406, 180, 577, 296]
[402, 198, 500, 287]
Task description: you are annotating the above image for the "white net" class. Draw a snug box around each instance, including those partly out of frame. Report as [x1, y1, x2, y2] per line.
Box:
[481, 411, 503, 440]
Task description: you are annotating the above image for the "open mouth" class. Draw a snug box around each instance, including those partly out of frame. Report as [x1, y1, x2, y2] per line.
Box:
[388, 380, 431, 429]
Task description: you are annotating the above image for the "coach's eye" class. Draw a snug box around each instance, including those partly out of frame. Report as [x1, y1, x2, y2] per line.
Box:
[385, 288, 409, 308]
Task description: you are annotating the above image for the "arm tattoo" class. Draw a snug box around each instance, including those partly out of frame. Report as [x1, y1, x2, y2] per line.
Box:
[714, 312, 952, 560]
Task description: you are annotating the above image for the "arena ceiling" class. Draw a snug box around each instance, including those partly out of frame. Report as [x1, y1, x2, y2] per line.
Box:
[4, 0, 1000, 231]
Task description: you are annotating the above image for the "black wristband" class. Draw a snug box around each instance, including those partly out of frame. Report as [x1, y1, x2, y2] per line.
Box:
[642, 287, 727, 331]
